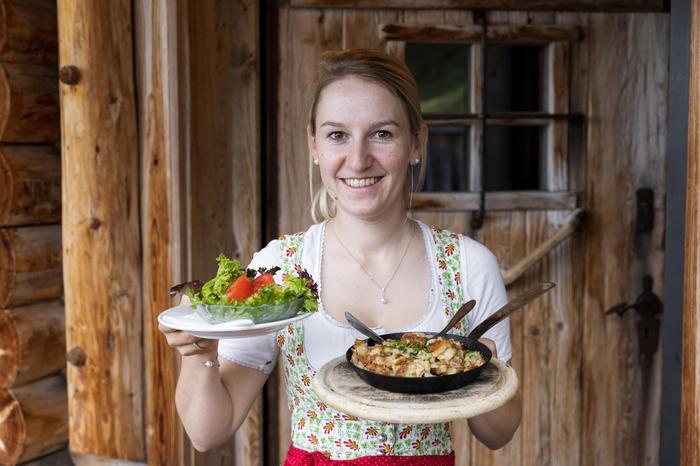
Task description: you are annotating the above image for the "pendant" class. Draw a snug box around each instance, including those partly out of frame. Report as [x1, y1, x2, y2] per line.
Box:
[380, 288, 387, 304]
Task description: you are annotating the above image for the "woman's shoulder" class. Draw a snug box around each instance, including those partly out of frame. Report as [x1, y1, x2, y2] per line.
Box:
[419, 221, 496, 258]
[253, 223, 324, 264]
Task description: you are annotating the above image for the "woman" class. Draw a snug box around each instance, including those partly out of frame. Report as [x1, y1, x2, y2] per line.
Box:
[160, 48, 521, 464]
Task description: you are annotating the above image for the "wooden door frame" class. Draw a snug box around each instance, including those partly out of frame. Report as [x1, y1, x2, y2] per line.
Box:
[682, 1, 700, 465]
[662, 1, 691, 465]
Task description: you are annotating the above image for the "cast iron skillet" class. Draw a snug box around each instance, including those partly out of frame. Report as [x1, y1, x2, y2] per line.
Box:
[345, 281, 555, 394]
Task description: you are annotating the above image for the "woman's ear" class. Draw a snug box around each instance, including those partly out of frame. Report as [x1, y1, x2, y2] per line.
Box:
[307, 124, 318, 162]
[411, 122, 428, 163]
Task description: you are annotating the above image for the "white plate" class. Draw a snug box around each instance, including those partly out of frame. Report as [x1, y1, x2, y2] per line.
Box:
[157, 305, 313, 339]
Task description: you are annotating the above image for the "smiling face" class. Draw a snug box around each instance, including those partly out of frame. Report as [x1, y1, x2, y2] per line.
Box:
[308, 75, 424, 221]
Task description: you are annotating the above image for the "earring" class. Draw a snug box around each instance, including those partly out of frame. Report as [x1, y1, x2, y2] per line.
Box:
[313, 159, 319, 166]
[414, 158, 420, 165]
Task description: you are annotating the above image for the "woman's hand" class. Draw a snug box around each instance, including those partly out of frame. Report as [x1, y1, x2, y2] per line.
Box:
[159, 323, 218, 357]
[478, 337, 497, 359]
[158, 295, 218, 357]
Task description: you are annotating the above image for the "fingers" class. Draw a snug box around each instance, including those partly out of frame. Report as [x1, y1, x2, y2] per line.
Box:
[479, 337, 498, 360]
[158, 323, 218, 356]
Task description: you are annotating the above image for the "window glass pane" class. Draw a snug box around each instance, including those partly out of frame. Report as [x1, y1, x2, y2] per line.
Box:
[485, 45, 545, 112]
[405, 43, 470, 114]
[484, 125, 543, 190]
[416, 125, 470, 192]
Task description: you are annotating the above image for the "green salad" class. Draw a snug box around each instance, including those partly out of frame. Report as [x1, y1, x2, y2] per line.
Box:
[178, 254, 318, 324]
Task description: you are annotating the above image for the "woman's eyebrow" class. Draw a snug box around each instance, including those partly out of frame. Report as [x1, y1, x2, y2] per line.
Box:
[319, 120, 401, 130]
[371, 120, 400, 129]
[319, 121, 344, 128]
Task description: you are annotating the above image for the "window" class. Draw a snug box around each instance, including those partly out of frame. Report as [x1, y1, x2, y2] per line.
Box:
[384, 23, 581, 212]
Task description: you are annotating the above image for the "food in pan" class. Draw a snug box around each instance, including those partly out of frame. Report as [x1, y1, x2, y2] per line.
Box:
[350, 332, 486, 377]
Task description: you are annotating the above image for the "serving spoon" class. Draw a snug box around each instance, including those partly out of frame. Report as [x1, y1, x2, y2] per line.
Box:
[345, 311, 385, 344]
[435, 299, 477, 338]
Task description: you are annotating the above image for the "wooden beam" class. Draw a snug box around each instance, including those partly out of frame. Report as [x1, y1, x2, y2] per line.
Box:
[289, 0, 666, 11]
[0, 145, 61, 227]
[682, 0, 700, 464]
[134, 0, 186, 464]
[57, 0, 144, 461]
[0, 300, 65, 388]
[381, 24, 582, 43]
[410, 191, 579, 211]
[0, 225, 62, 308]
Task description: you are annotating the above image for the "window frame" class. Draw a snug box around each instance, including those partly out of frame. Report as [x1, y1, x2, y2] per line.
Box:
[385, 23, 581, 211]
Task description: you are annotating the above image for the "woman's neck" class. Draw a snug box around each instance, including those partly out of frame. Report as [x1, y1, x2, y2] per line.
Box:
[331, 209, 413, 258]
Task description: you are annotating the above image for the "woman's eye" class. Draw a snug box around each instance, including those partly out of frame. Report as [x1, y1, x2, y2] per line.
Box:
[328, 131, 346, 142]
[375, 130, 393, 140]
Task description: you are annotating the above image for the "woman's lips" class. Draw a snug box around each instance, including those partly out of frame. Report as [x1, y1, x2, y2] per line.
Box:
[341, 176, 383, 188]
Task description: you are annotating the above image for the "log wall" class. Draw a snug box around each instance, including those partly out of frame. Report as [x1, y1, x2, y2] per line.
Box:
[0, 1, 65, 464]
[0, 375, 68, 465]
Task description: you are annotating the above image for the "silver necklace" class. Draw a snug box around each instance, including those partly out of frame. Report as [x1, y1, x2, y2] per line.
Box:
[332, 221, 415, 304]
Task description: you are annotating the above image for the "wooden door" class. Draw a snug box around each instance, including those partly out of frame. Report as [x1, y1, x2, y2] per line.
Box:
[274, 4, 668, 466]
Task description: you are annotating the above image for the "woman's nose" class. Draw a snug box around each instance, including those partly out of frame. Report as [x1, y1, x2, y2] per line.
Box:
[346, 140, 371, 171]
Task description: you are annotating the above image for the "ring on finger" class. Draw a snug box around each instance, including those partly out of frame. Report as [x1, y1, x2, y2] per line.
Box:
[192, 340, 205, 351]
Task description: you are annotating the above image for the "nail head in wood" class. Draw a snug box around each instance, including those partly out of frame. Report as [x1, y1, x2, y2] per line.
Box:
[67, 346, 87, 366]
[59, 65, 81, 85]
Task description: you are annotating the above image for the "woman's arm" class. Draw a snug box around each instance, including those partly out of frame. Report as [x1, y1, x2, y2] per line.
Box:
[160, 321, 269, 451]
[467, 338, 522, 449]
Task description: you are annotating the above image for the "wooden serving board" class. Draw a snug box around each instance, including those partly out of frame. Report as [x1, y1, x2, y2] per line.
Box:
[312, 357, 518, 424]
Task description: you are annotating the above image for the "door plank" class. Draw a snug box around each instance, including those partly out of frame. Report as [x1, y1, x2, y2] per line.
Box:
[581, 13, 668, 466]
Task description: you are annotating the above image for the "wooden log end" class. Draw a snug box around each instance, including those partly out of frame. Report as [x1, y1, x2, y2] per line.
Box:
[0, 389, 25, 465]
[0, 148, 10, 222]
[0, 310, 19, 387]
[0, 228, 12, 308]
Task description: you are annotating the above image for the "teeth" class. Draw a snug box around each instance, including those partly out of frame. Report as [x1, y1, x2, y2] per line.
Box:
[344, 177, 380, 188]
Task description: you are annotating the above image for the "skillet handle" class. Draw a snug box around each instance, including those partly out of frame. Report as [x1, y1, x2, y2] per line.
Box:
[467, 281, 556, 341]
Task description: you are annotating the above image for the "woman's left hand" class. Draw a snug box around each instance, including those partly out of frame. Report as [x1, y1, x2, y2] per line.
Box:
[479, 337, 497, 359]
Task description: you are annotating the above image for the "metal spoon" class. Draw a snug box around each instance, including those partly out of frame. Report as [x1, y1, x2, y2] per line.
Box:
[435, 299, 476, 338]
[345, 311, 385, 344]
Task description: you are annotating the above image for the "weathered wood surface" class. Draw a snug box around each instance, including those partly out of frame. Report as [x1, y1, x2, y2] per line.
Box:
[58, 0, 144, 461]
[134, 1, 187, 465]
[0, 63, 59, 143]
[0, 0, 57, 66]
[582, 13, 667, 466]
[183, 1, 263, 465]
[289, 0, 665, 10]
[0, 375, 68, 465]
[682, 0, 700, 463]
[0, 145, 61, 226]
[0, 300, 65, 388]
[502, 209, 584, 286]
[411, 191, 578, 212]
[0, 225, 62, 308]
[381, 24, 581, 43]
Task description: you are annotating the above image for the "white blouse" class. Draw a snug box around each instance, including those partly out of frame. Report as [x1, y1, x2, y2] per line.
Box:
[219, 220, 512, 374]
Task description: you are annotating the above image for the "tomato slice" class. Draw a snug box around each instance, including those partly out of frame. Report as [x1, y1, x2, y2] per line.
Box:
[225, 275, 254, 302]
[252, 273, 276, 293]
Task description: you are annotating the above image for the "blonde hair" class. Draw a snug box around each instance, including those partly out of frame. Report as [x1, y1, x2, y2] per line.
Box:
[307, 48, 426, 222]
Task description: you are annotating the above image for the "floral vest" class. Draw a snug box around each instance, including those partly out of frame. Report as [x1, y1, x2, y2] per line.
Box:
[276, 226, 467, 460]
